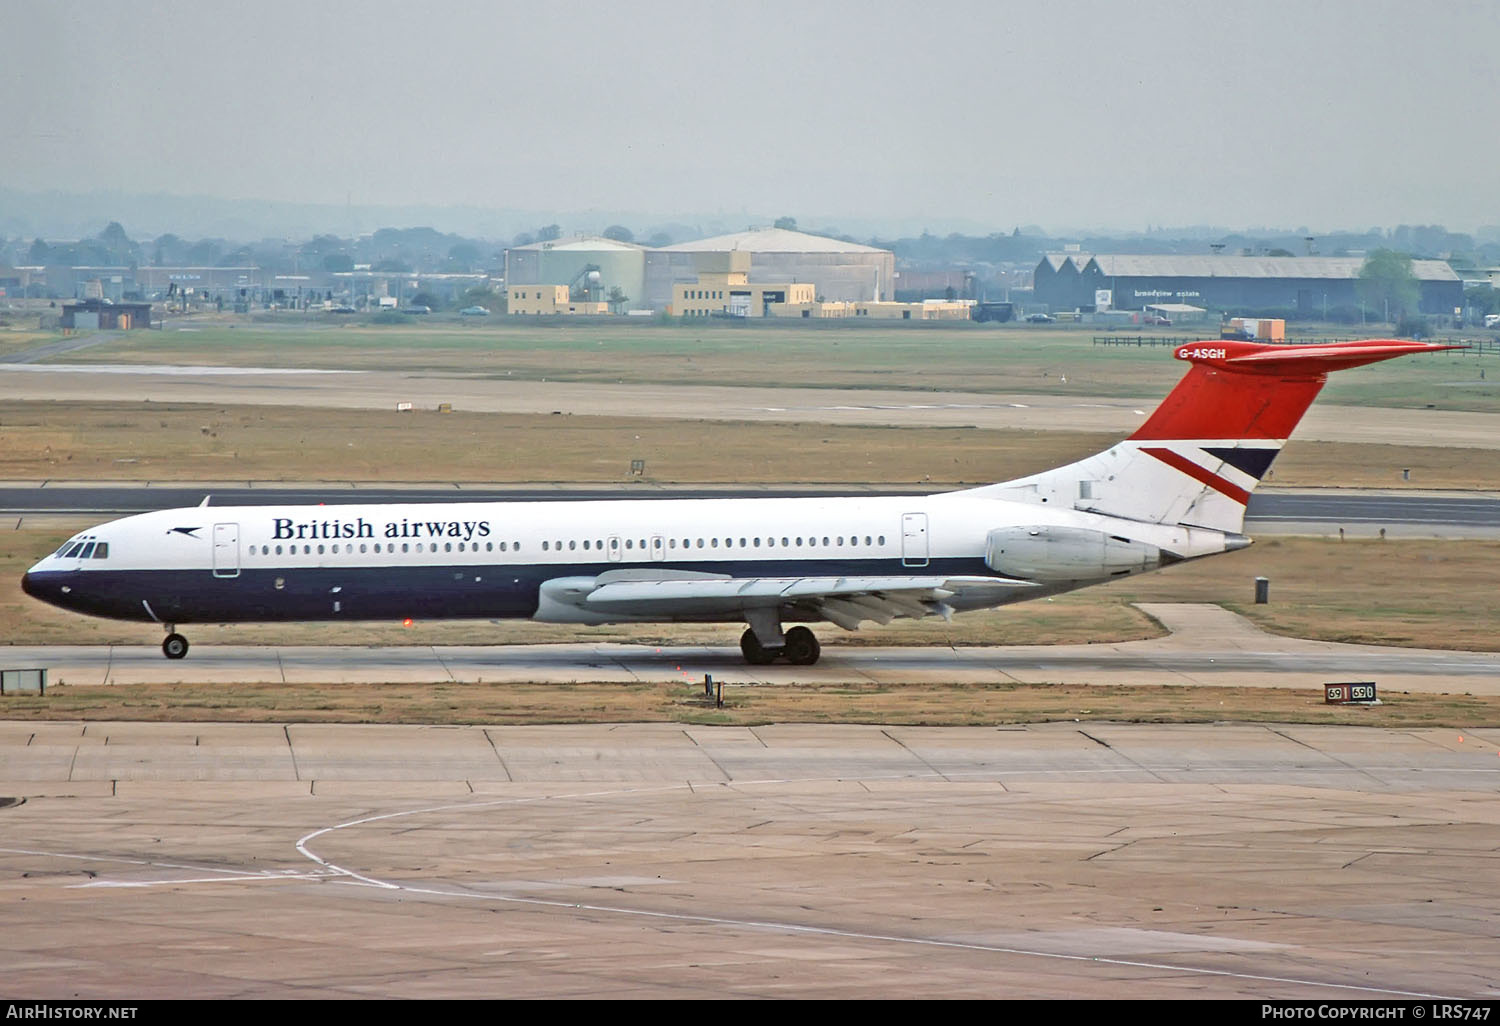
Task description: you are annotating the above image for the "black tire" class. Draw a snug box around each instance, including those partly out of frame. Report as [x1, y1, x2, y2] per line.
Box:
[783, 626, 821, 666]
[740, 628, 778, 665]
[162, 633, 189, 660]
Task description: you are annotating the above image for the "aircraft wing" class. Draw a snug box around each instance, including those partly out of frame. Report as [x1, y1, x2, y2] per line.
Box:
[577, 574, 1037, 630]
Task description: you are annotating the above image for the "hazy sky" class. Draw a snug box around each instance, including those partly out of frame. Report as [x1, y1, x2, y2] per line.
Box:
[5, 0, 1498, 234]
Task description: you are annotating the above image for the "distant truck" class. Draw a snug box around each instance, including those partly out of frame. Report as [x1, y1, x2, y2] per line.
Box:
[1221, 317, 1285, 342]
[971, 301, 1014, 323]
[1485, 313, 1500, 329]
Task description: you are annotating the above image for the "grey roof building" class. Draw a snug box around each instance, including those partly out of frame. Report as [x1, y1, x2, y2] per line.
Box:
[647, 228, 895, 307]
[1035, 254, 1463, 317]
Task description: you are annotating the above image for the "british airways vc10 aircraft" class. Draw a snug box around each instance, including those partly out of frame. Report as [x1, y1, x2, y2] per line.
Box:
[22, 338, 1450, 665]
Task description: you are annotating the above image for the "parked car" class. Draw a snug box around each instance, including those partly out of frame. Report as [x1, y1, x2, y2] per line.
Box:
[1024, 312, 1054, 323]
[459, 305, 490, 316]
[1145, 315, 1172, 326]
[402, 304, 432, 315]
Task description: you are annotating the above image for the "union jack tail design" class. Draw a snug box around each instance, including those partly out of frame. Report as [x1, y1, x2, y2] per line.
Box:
[969, 339, 1456, 534]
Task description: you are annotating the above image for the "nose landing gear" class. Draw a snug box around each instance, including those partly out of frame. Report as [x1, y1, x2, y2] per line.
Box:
[161, 626, 189, 660]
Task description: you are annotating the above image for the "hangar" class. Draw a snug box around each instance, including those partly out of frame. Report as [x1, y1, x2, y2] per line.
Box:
[1035, 254, 1463, 318]
[647, 228, 895, 308]
[503, 236, 648, 312]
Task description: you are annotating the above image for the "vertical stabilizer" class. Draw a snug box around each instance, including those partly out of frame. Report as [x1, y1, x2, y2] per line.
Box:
[963, 339, 1457, 533]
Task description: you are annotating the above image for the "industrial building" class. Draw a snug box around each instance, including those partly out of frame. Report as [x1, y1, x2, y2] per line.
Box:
[503, 236, 647, 312]
[1034, 254, 1464, 317]
[60, 299, 152, 330]
[506, 284, 608, 316]
[647, 228, 895, 307]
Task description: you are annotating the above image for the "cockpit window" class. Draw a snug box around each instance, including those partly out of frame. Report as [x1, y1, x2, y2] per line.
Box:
[63, 542, 86, 558]
[78, 542, 96, 559]
[93, 542, 109, 559]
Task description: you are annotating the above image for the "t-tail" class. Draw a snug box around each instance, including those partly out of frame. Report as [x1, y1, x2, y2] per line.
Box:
[964, 338, 1457, 534]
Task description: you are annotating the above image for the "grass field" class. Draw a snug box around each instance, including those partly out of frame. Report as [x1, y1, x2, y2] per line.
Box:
[1, 677, 1495, 729]
[6, 400, 1500, 488]
[36, 317, 1500, 412]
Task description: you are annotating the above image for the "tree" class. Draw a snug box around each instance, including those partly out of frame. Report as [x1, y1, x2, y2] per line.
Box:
[1357, 249, 1420, 321]
[96, 222, 138, 264]
[773, 216, 798, 231]
[322, 253, 354, 273]
[447, 242, 481, 269]
[602, 225, 634, 243]
[27, 238, 49, 263]
[536, 224, 561, 242]
[606, 285, 629, 314]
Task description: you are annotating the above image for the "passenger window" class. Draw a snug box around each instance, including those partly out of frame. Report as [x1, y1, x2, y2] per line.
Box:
[317, 544, 325, 554]
[878, 535, 885, 545]
[332, 544, 340, 553]
[711, 538, 718, 548]
[499, 542, 506, 552]
[625, 539, 633, 549]
[569, 540, 576, 550]
[543, 541, 550, 551]
[445, 543, 452, 552]
[782, 537, 789, 547]
[583, 540, 590, 550]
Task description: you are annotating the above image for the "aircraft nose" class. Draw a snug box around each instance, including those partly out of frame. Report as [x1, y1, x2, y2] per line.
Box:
[20, 570, 35, 598]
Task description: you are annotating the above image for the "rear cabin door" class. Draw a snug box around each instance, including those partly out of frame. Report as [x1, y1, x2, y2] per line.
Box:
[212, 523, 240, 578]
[901, 513, 929, 568]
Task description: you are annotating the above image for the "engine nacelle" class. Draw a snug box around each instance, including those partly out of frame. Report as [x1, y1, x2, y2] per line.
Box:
[985, 525, 1165, 583]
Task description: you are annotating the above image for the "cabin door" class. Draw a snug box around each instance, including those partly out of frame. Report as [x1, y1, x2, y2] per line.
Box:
[212, 523, 241, 578]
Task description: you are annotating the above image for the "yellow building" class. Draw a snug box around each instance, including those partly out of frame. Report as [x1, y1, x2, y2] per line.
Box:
[671, 252, 816, 318]
[849, 300, 970, 320]
[506, 284, 609, 316]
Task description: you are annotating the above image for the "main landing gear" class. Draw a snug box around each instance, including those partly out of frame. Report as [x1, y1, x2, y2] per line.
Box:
[162, 625, 189, 660]
[740, 625, 821, 666]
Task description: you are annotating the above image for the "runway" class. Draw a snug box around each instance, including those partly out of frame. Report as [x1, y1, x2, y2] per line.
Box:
[5, 361, 1499, 447]
[3, 718, 1498, 998]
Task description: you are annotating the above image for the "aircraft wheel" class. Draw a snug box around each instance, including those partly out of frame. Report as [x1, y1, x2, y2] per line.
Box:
[162, 633, 189, 660]
[740, 628, 778, 666]
[783, 626, 821, 666]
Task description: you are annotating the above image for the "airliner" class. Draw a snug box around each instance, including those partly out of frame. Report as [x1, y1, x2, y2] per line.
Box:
[22, 338, 1449, 665]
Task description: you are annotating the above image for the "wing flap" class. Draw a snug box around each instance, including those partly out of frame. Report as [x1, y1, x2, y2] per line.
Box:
[578, 574, 1036, 628]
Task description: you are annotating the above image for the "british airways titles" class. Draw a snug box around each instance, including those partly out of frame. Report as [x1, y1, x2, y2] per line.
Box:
[271, 516, 492, 542]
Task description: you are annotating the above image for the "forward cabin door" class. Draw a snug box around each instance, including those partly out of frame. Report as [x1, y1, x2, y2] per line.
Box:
[212, 523, 240, 578]
[901, 513, 929, 567]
